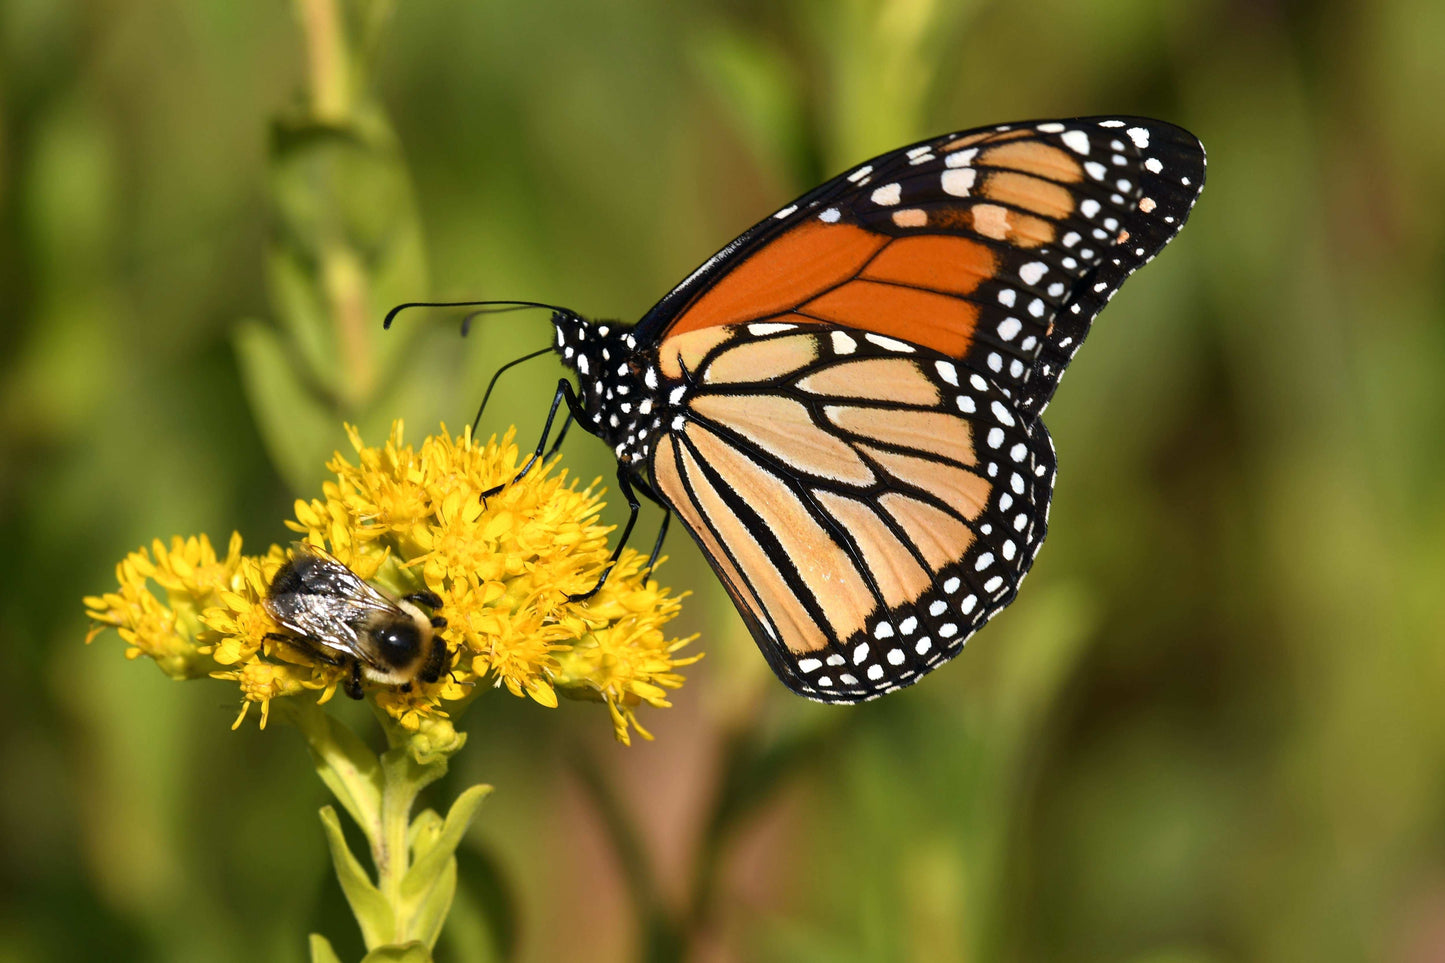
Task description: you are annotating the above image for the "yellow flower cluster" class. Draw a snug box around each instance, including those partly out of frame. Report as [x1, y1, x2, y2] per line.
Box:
[84, 423, 699, 744]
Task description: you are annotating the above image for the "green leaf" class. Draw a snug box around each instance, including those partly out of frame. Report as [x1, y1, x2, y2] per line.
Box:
[401, 784, 492, 948]
[320, 804, 394, 950]
[308, 933, 345, 963]
[407, 807, 443, 859]
[282, 700, 385, 844]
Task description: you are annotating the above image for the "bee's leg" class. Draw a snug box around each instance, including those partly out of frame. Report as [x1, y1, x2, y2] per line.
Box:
[420, 637, 450, 685]
[343, 660, 365, 700]
[429, 615, 448, 629]
[267, 632, 347, 668]
[403, 590, 443, 610]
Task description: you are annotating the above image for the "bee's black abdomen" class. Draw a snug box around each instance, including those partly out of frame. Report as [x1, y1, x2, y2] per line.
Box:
[269, 558, 306, 597]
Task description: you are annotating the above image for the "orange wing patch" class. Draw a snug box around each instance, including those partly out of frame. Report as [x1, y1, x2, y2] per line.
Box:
[663, 221, 992, 362]
[657, 325, 737, 380]
[653, 435, 779, 645]
[685, 421, 876, 650]
[803, 281, 978, 357]
[797, 357, 941, 407]
[813, 491, 932, 609]
[825, 406, 974, 465]
[703, 332, 819, 385]
[858, 444, 991, 519]
[689, 393, 877, 486]
[938, 204, 1055, 248]
[980, 170, 1077, 220]
[977, 140, 1084, 183]
[860, 234, 996, 298]
[669, 222, 887, 336]
[877, 492, 976, 571]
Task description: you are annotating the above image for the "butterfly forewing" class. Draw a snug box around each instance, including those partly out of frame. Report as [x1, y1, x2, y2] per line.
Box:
[638, 116, 1205, 423]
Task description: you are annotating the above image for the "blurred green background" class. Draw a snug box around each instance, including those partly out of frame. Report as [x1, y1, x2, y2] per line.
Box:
[4, 0, 1445, 960]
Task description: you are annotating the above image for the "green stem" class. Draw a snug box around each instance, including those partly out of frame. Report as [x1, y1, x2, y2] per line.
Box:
[375, 753, 422, 938]
[296, 0, 352, 122]
[283, 700, 477, 957]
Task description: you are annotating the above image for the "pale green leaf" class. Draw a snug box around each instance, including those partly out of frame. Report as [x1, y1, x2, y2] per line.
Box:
[320, 804, 393, 950]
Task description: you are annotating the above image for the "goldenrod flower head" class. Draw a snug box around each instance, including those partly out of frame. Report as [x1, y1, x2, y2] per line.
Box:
[85, 422, 698, 744]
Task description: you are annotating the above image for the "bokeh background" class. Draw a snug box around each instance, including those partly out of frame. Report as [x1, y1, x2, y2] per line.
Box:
[4, 0, 1445, 960]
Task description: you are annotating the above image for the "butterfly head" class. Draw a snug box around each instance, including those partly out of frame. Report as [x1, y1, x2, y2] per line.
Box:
[550, 312, 662, 466]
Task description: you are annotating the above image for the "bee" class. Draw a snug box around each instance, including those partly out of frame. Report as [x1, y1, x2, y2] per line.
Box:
[263, 543, 450, 700]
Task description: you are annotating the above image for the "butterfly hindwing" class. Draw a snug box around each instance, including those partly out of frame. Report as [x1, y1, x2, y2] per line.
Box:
[646, 322, 1055, 702]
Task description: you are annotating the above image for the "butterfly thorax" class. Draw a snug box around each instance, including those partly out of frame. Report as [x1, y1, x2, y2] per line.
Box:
[552, 312, 672, 467]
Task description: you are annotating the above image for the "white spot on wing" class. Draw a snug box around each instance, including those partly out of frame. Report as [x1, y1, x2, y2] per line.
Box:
[864, 332, 914, 352]
[1061, 130, 1091, 155]
[941, 168, 975, 197]
[871, 183, 902, 206]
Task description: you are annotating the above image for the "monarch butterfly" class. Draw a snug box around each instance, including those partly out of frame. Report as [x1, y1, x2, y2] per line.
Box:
[391, 116, 1205, 703]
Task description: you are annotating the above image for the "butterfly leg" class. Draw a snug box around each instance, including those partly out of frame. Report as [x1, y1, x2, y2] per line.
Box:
[564, 467, 644, 603]
[643, 507, 671, 578]
[618, 473, 671, 577]
[481, 378, 587, 499]
[544, 412, 575, 459]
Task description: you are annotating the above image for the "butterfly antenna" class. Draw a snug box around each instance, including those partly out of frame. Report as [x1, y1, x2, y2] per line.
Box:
[381, 298, 580, 437]
[472, 345, 554, 435]
[382, 298, 574, 331]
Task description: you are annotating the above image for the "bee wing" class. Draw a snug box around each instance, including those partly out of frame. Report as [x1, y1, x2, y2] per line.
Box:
[288, 543, 398, 609]
[266, 543, 409, 659]
[267, 592, 367, 651]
